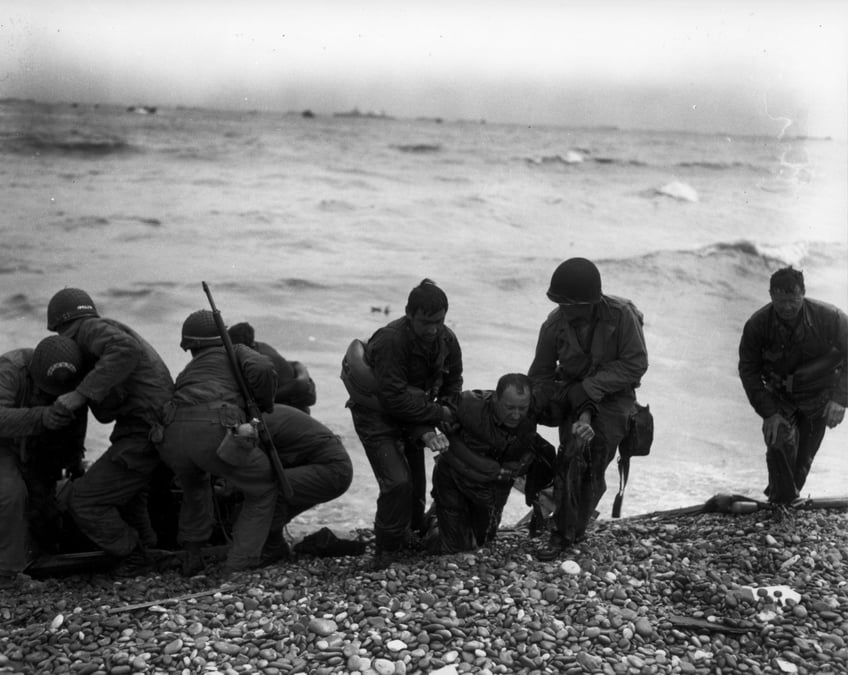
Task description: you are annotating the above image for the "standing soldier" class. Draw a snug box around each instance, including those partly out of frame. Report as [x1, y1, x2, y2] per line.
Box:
[342, 279, 462, 568]
[0, 336, 87, 588]
[739, 267, 847, 505]
[529, 258, 648, 560]
[47, 288, 174, 576]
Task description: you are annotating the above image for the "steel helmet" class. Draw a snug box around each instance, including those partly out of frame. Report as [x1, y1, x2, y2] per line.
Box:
[30, 335, 85, 396]
[180, 310, 223, 351]
[546, 258, 602, 304]
[47, 288, 99, 331]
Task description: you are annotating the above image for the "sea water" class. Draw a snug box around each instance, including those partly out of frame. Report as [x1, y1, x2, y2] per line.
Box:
[2, 99, 846, 534]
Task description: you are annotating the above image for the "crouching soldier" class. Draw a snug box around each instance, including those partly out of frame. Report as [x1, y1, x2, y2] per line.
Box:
[158, 310, 278, 575]
[426, 374, 555, 554]
[260, 405, 354, 564]
[47, 288, 175, 576]
[0, 336, 88, 588]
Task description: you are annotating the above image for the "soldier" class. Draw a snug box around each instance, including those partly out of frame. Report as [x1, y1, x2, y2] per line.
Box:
[228, 322, 317, 414]
[47, 288, 174, 576]
[0, 336, 87, 588]
[529, 258, 648, 560]
[739, 267, 847, 504]
[342, 279, 462, 568]
[426, 373, 554, 554]
[158, 310, 278, 575]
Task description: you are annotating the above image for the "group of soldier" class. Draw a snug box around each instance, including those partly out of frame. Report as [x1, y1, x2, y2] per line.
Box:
[1, 257, 846, 586]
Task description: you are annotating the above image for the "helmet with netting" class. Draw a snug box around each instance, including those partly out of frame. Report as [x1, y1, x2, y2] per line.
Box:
[30, 335, 85, 396]
[180, 310, 223, 350]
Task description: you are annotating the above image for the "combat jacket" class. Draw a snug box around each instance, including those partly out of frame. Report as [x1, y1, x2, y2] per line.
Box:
[528, 295, 648, 402]
[0, 348, 86, 469]
[364, 316, 463, 425]
[58, 317, 174, 425]
[171, 344, 277, 413]
[739, 298, 848, 418]
[441, 389, 537, 483]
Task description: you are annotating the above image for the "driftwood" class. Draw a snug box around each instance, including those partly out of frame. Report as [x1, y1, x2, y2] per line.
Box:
[107, 585, 233, 614]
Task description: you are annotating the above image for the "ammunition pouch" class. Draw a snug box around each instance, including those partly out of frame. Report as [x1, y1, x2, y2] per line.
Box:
[216, 429, 259, 466]
[619, 402, 653, 458]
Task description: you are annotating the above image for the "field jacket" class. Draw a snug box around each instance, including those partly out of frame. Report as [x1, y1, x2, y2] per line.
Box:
[364, 316, 463, 428]
[58, 317, 174, 426]
[441, 389, 538, 484]
[528, 295, 648, 405]
[739, 298, 848, 418]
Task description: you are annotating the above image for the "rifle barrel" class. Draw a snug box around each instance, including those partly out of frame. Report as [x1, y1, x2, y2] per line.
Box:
[201, 282, 294, 500]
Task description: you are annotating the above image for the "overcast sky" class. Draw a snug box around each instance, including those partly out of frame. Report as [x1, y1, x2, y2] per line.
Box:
[2, 1, 847, 137]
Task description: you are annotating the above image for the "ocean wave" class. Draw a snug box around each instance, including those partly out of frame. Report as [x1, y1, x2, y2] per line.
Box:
[393, 143, 442, 153]
[525, 151, 584, 166]
[653, 181, 699, 202]
[676, 160, 764, 172]
[700, 240, 810, 267]
[272, 278, 328, 291]
[0, 293, 37, 319]
[1, 132, 134, 156]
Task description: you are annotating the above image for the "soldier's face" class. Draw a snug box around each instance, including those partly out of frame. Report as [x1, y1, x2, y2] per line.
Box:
[494, 385, 531, 428]
[408, 309, 446, 343]
[770, 286, 804, 321]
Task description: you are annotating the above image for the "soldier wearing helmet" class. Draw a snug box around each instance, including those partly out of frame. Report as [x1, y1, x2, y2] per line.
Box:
[46, 287, 175, 576]
[158, 309, 280, 575]
[528, 258, 648, 560]
[0, 336, 89, 588]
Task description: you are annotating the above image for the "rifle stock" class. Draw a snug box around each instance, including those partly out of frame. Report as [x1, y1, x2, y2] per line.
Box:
[202, 281, 294, 500]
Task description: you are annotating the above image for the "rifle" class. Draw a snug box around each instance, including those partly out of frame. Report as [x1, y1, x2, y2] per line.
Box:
[202, 281, 294, 500]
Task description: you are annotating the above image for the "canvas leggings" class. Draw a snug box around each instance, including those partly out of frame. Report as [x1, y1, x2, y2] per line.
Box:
[764, 411, 828, 504]
[158, 404, 278, 570]
[350, 405, 426, 552]
[552, 393, 632, 545]
[68, 420, 160, 558]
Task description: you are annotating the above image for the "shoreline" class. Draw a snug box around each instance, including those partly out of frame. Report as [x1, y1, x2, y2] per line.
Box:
[2, 502, 847, 674]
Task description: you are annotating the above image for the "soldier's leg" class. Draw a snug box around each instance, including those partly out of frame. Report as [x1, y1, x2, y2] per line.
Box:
[793, 414, 828, 495]
[68, 429, 159, 558]
[0, 450, 28, 578]
[764, 421, 799, 504]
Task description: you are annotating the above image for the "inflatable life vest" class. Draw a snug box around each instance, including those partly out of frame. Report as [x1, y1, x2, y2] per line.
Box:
[340, 339, 382, 410]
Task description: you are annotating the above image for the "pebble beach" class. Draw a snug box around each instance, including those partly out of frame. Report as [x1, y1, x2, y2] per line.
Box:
[2, 504, 847, 675]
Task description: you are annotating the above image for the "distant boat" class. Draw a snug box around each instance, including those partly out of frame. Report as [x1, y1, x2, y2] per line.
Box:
[127, 105, 157, 115]
[301, 109, 315, 119]
[333, 107, 393, 120]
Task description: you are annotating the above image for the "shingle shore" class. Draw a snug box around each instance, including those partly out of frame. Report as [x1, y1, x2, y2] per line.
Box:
[1, 506, 846, 675]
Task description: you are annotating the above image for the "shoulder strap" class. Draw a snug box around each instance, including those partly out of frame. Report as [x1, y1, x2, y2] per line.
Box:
[612, 454, 630, 518]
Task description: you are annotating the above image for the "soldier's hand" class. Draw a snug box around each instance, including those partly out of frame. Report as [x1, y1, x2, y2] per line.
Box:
[42, 403, 76, 429]
[422, 430, 450, 454]
[824, 401, 846, 428]
[762, 413, 788, 445]
[571, 413, 595, 443]
[56, 390, 87, 412]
